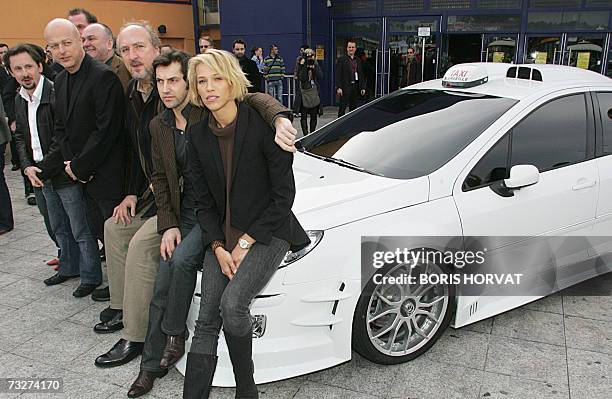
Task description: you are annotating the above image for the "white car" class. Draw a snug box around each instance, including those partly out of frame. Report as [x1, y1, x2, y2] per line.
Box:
[178, 63, 612, 386]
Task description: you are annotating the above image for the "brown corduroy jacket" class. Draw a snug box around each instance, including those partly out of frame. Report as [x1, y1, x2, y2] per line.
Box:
[150, 93, 291, 234]
[109, 54, 131, 93]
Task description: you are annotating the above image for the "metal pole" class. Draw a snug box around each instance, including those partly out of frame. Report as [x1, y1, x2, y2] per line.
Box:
[421, 37, 425, 83]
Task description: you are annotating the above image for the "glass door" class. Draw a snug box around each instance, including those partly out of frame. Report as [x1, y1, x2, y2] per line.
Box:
[524, 35, 563, 64]
[563, 34, 606, 73]
[446, 33, 483, 65]
[385, 17, 441, 94]
[483, 34, 518, 63]
[334, 19, 382, 101]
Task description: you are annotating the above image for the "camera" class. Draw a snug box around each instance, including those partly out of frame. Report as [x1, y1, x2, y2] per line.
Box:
[306, 57, 315, 66]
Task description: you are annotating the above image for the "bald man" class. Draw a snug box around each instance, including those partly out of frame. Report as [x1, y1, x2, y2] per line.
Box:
[37, 19, 126, 297]
[82, 23, 130, 91]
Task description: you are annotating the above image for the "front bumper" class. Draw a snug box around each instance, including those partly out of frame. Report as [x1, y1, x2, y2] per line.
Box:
[175, 271, 360, 387]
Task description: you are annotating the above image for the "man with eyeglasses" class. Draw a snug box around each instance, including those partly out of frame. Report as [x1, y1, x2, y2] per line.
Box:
[198, 36, 213, 54]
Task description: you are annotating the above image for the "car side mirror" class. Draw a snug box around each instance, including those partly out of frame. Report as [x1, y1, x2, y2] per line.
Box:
[490, 165, 539, 197]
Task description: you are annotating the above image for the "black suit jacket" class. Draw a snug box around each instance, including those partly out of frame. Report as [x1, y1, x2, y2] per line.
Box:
[13, 77, 72, 188]
[239, 57, 261, 94]
[38, 54, 126, 200]
[0, 67, 18, 123]
[335, 55, 366, 93]
[187, 102, 310, 252]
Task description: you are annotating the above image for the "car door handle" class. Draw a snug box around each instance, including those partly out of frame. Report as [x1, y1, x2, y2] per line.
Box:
[572, 179, 596, 191]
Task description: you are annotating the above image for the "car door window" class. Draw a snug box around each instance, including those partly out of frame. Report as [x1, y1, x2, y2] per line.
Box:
[463, 135, 510, 191]
[595, 92, 612, 155]
[511, 94, 588, 172]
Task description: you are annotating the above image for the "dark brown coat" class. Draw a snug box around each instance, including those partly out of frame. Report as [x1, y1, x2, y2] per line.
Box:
[150, 93, 291, 234]
[109, 54, 131, 93]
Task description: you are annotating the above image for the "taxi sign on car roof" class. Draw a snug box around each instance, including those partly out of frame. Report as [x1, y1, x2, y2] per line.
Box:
[442, 64, 488, 88]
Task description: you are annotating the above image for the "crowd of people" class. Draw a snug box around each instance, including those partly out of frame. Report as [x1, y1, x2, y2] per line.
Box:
[0, 7, 308, 399]
[0, 7, 407, 398]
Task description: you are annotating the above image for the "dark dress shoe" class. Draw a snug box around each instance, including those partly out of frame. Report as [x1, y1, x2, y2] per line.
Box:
[94, 339, 143, 368]
[127, 369, 168, 398]
[44, 273, 79, 286]
[91, 286, 110, 302]
[159, 335, 185, 369]
[99, 306, 122, 323]
[94, 311, 124, 334]
[73, 283, 99, 297]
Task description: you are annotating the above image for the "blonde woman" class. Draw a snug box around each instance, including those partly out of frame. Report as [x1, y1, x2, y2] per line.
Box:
[183, 50, 309, 398]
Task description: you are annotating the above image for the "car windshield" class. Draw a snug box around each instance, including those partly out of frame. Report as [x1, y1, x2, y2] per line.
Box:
[298, 89, 517, 179]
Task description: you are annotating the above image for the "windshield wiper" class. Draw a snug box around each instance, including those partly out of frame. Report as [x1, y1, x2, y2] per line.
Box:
[299, 149, 381, 176]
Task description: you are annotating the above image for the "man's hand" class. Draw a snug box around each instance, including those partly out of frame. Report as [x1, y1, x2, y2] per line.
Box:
[9, 121, 16, 133]
[160, 227, 181, 261]
[337, 88, 343, 96]
[274, 117, 297, 153]
[24, 166, 44, 188]
[215, 247, 236, 280]
[64, 161, 77, 181]
[112, 195, 137, 225]
[360, 89, 366, 96]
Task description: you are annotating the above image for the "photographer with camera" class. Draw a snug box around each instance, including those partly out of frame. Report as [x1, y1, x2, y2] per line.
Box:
[296, 48, 322, 135]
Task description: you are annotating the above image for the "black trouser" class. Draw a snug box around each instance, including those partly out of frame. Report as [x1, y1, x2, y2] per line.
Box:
[300, 106, 318, 135]
[22, 172, 33, 197]
[338, 82, 360, 117]
[0, 143, 14, 231]
[9, 136, 19, 167]
[85, 192, 121, 245]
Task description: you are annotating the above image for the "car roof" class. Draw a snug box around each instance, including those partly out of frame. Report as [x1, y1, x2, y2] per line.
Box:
[413, 62, 612, 100]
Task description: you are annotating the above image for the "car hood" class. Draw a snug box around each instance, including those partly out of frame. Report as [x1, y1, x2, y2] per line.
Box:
[292, 152, 430, 230]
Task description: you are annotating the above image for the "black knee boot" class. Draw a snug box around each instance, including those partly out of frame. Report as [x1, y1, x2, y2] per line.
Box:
[183, 353, 217, 399]
[224, 332, 258, 399]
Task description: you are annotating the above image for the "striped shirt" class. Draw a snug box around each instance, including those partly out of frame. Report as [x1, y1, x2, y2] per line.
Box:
[263, 55, 285, 82]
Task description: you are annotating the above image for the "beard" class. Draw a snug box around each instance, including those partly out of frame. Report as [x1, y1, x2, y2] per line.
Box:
[20, 79, 36, 90]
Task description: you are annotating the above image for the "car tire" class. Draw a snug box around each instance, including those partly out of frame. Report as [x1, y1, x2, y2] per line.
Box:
[352, 258, 456, 365]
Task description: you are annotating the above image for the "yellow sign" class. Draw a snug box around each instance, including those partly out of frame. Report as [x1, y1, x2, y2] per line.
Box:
[316, 47, 324, 61]
[535, 51, 548, 64]
[492, 52, 505, 63]
[576, 52, 590, 69]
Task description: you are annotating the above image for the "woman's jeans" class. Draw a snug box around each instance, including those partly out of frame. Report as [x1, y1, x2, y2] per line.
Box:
[190, 237, 289, 356]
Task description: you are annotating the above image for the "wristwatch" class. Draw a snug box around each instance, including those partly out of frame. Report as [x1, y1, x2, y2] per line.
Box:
[238, 238, 252, 250]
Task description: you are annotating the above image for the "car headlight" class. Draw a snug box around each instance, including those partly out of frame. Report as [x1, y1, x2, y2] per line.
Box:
[279, 230, 323, 267]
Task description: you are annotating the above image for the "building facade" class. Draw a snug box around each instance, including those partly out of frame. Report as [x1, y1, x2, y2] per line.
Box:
[218, 0, 612, 106]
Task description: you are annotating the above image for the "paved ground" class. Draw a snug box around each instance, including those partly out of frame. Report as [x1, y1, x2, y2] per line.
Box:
[1, 110, 611, 398]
